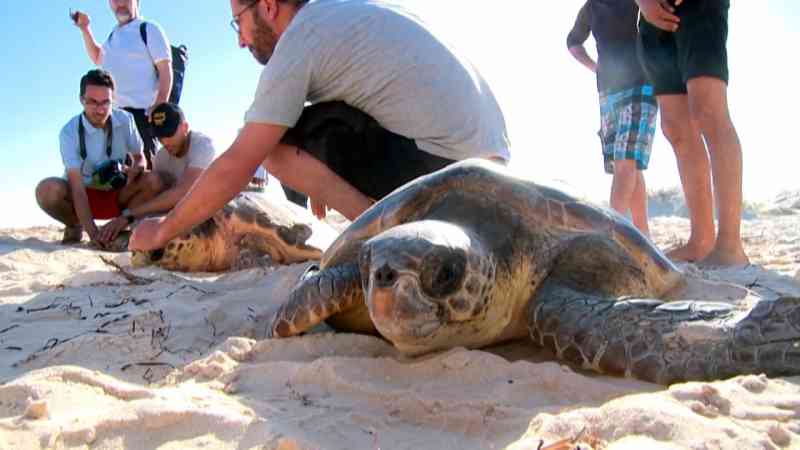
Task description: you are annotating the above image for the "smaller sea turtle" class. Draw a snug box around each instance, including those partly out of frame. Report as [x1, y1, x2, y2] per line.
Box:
[265, 159, 800, 385]
[131, 193, 323, 272]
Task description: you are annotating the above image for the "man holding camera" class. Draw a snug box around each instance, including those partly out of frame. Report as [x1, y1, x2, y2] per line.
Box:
[70, 0, 173, 167]
[35, 69, 165, 248]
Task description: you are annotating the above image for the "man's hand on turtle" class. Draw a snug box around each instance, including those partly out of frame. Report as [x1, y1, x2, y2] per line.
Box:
[129, 217, 169, 251]
[637, 0, 680, 31]
[86, 225, 108, 249]
[98, 216, 129, 244]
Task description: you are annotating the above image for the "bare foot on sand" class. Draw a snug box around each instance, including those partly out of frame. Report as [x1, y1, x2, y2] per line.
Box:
[699, 243, 750, 268]
[665, 240, 714, 263]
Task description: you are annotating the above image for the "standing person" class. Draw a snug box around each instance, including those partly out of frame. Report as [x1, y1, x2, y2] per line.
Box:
[35, 69, 164, 247]
[636, 0, 748, 266]
[70, 0, 173, 168]
[129, 0, 509, 252]
[567, 0, 658, 236]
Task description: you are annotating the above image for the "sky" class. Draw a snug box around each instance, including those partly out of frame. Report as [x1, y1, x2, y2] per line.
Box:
[0, 1, 798, 228]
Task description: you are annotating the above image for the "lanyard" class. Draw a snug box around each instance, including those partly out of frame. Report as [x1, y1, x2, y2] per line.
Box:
[78, 114, 114, 160]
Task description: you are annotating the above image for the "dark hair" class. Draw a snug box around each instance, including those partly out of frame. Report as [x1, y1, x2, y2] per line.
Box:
[79, 69, 115, 97]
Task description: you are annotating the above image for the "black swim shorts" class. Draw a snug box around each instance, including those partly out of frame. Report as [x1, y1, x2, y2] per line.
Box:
[637, 2, 730, 96]
[282, 101, 456, 201]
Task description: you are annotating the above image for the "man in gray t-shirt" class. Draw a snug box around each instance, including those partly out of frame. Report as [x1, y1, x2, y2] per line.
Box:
[117, 102, 217, 223]
[130, 0, 510, 252]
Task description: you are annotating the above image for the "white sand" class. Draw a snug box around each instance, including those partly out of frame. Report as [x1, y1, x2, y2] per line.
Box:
[1, 214, 799, 450]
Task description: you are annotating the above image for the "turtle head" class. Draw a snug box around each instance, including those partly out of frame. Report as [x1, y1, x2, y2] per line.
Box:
[360, 220, 496, 355]
[130, 248, 165, 268]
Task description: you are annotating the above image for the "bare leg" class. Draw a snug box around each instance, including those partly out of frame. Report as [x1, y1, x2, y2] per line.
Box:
[657, 94, 715, 262]
[35, 177, 80, 225]
[264, 144, 372, 221]
[687, 77, 749, 266]
[631, 170, 650, 237]
[610, 159, 650, 235]
[35, 178, 83, 243]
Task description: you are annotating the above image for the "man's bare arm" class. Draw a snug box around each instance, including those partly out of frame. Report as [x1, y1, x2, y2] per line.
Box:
[568, 45, 597, 73]
[153, 61, 173, 110]
[130, 167, 203, 217]
[72, 12, 103, 65]
[66, 170, 98, 239]
[156, 124, 285, 244]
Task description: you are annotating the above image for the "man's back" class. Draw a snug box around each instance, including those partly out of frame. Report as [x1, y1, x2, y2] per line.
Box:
[245, 0, 510, 162]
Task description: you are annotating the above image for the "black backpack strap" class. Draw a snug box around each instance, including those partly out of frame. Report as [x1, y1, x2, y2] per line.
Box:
[140, 22, 148, 46]
[77, 114, 114, 160]
[78, 115, 87, 160]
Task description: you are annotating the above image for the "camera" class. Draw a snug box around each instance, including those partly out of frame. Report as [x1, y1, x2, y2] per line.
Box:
[92, 159, 128, 190]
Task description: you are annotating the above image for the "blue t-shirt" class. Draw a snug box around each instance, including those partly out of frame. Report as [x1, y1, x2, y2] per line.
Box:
[59, 108, 143, 187]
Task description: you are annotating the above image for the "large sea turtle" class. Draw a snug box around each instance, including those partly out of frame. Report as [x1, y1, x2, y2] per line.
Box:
[265, 159, 800, 384]
[131, 193, 324, 272]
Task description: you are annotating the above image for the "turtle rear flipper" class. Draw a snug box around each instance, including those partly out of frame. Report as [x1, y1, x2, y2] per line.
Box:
[529, 279, 800, 384]
[266, 262, 367, 338]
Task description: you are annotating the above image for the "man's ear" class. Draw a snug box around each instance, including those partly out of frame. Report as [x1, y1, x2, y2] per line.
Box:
[263, 0, 280, 21]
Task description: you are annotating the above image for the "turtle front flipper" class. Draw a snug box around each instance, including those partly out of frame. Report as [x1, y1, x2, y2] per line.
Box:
[266, 262, 367, 338]
[528, 279, 800, 384]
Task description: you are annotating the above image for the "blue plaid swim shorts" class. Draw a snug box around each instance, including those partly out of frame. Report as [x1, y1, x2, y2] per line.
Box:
[598, 84, 658, 174]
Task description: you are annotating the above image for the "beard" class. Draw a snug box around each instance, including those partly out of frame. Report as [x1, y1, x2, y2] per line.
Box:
[249, 13, 279, 65]
[115, 10, 132, 23]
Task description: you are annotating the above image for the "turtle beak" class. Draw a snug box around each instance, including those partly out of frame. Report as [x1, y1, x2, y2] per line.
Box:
[367, 267, 440, 341]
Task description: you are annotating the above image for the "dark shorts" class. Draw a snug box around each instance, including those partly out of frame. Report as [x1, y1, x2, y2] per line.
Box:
[281, 101, 457, 201]
[637, 3, 729, 96]
[123, 107, 157, 168]
[85, 187, 121, 220]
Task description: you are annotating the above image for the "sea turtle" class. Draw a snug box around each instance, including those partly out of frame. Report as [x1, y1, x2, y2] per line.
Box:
[265, 159, 800, 384]
[131, 193, 324, 272]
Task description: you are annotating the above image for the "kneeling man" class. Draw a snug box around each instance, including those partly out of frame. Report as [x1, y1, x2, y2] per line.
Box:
[36, 69, 164, 247]
[119, 102, 217, 222]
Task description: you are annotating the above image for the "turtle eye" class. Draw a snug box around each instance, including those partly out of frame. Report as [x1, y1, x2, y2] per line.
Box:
[420, 248, 466, 298]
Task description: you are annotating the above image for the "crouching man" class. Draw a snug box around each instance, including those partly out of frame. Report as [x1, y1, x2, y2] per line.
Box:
[105, 102, 217, 229]
[36, 69, 164, 247]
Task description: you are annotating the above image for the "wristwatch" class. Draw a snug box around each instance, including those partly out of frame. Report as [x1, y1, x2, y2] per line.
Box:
[121, 208, 135, 224]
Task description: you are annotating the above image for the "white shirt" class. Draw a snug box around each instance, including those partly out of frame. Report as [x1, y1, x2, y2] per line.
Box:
[101, 18, 171, 109]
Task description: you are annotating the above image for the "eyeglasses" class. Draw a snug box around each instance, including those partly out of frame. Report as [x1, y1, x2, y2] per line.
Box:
[230, 0, 259, 34]
[82, 98, 112, 108]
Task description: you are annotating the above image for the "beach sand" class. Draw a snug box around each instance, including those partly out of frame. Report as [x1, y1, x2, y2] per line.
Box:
[1, 212, 799, 449]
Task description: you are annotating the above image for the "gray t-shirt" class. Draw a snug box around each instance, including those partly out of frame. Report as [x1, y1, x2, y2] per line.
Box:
[153, 131, 217, 180]
[59, 108, 143, 186]
[245, 0, 510, 162]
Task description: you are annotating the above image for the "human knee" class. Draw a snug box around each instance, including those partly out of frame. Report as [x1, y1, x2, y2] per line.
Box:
[35, 178, 67, 208]
[612, 160, 637, 178]
[143, 171, 167, 194]
[660, 115, 690, 148]
[688, 96, 730, 133]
